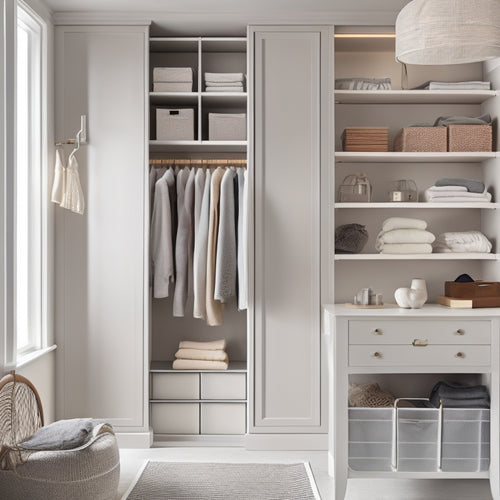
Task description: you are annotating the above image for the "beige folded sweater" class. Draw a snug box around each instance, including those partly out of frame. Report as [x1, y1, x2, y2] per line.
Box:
[175, 348, 228, 362]
[178, 339, 227, 351]
[172, 359, 229, 370]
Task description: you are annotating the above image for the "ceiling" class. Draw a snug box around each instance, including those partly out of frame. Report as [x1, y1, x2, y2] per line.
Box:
[42, 0, 410, 35]
[43, 0, 408, 14]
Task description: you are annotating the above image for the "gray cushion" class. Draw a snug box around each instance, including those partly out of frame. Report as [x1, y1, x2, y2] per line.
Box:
[20, 418, 95, 450]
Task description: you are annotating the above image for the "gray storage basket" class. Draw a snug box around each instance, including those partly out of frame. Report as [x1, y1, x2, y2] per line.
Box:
[156, 108, 195, 141]
[348, 400, 490, 473]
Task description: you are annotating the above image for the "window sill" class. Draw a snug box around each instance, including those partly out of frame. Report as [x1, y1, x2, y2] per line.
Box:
[16, 345, 57, 369]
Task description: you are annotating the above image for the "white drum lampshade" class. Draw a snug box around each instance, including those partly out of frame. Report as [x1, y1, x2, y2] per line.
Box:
[396, 0, 500, 64]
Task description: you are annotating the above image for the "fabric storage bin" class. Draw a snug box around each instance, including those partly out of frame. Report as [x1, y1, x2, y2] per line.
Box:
[448, 124, 492, 152]
[208, 113, 246, 141]
[157, 108, 194, 140]
[153, 82, 193, 92]
[393, 127, 447, 152]
[348, 407, 490, 472]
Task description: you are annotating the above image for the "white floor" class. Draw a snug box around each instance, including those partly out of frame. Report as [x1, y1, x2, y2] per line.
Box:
[117, 446, 494, 500]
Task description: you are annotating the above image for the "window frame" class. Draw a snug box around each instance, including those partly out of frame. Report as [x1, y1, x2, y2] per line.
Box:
[13, 0, 48, 362]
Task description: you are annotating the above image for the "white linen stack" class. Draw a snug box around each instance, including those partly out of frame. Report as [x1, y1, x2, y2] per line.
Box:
[424, 186, 492, 203]
[153, 67, 193, 92]
[424, 178, 491, 203]
[376, 217, 434, 254]
[434, 231, 493, 253]
[173, 339, 229, 370]
[205, 72, 245, 92]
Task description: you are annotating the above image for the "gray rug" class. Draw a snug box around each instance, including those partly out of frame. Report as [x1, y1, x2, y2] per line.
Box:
[123, 461, 321, 499]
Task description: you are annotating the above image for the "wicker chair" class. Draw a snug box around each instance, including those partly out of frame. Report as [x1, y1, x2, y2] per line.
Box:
[0, 371, 120, 500]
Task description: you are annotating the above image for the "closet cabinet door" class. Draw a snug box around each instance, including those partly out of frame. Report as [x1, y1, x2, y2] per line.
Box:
[55, 26, 148, 433]
[251, 26, 330, 431]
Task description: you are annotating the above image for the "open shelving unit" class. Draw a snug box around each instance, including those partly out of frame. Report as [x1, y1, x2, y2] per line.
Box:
[148, 36, 249, 442]
[328, 28, 500, 499]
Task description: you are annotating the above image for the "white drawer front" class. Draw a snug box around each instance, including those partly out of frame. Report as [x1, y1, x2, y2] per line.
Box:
[151, 373, 199, 400]
[201, 373, 246, 400]
[349, 320, 491, 345]
[151, 403, 199, 434]
[349, 345, 491, 367]
[200, 403, 246, 434]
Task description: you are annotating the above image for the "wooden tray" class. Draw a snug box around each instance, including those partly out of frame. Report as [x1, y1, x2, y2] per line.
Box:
[345, 303, 385, 309]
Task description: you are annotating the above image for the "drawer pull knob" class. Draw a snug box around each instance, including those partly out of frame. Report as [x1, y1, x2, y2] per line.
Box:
[455, 352, 466, 358]
[372, 328, 383, 335]
[412, 339, 429, 347]
[455, 329, 465, 336]
[371, 351, 383, 358]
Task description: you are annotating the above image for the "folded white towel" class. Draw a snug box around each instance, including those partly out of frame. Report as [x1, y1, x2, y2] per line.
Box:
[424, 187, 492, 202]
[433, 231, 492, 253]
[172, 359, 229, 370]
[427, 185, 468, 192]
[378, 243, 433, 254]
[376, 229, 435, 251]
[205, 86, 244, 92]
[175, 348, 228, 362]
[178, 339, 227, 351]
[382, 217, 427, 232]
[205, 81, 244, 87]
[205, 72, 244, 83]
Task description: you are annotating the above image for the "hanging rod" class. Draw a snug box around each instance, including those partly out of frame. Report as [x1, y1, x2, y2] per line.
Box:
[149, 158, 247, 165]
[55, 115, 88, 147]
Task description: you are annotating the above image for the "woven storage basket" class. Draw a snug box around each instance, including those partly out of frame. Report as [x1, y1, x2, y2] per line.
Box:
[394, 127, 447, 152]
[448, 124, 492, 152]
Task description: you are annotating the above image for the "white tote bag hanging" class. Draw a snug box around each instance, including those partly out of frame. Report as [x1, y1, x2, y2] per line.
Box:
[50, 148, 66, 205]
[60, 152, 85, 215]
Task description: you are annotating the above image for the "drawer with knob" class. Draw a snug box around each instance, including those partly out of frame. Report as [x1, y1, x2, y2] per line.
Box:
[349, 344, 491, 367]
[348, 320, 491, 346]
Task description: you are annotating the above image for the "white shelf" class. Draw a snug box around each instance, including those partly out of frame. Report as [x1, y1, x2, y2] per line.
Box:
[150, 92, 198, 105]
[334, 202, 499, 209]
[335, 253, 498, 261]
[325, 303, 500, 317]
[149, 140, 247, 153]
[335, 89, 497, 104]
[348, 470, 489, 479]
[201, 92, 247, 106]
[335, 152, 496, 163]
[150, 360, 247, 373]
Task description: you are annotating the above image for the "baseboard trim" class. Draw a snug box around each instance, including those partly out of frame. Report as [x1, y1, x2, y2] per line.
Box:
[115, 431, 153, 448]
[153, 434, 245, 447]
[245, 433, 328, 450]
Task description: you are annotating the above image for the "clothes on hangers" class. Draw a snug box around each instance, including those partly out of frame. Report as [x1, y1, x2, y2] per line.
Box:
[51, 148, 85, 215]
[193, 170, 211, 319]
[151, 167, 176, 298]
[60, 153, 85, 215]
[173, 168, 195, 317]
[149, 161, 248, 325]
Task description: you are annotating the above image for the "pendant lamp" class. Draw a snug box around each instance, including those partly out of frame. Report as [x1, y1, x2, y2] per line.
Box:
[395, 0, 500, 65]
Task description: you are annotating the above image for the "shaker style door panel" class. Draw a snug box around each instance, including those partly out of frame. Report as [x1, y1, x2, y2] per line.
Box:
[55, 26, 148, 429]
[252, 27, 326, 430]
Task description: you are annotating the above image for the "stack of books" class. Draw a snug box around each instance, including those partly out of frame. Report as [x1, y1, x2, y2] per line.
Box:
[438, 280, 500, 308]
[342, 127, 389, 152]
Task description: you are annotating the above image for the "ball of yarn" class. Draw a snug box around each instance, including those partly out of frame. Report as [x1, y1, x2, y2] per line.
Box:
[335, 224, 368, 254]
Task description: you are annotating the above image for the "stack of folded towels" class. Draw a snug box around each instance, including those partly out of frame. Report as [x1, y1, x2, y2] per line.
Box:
[428, 381, 490, 409]
[376, 217, 435, 254]
[173, 339, 229, 370]
[433, 230, 492, 253]
[205, 72, 245, 92]
[424, 178, 491, 203]
[152, 67, 193, 92]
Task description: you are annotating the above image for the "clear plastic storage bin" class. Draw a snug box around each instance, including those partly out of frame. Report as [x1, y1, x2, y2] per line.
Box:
[348, 407, 490, 472]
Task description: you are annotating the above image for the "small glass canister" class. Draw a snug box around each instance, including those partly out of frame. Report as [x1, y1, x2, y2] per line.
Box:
[388, 179, 418, 202]
[339, 173, 372, 202]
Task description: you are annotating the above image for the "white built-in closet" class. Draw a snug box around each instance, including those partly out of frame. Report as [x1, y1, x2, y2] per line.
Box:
[54, 23, 331, 448]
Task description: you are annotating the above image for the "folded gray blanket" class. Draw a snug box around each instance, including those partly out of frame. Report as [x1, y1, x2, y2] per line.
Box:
[19, 418, 96, 450]
[429, 381, 489, 408]
[433, 113, 491, 126]
[435, 178, 485, 193]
